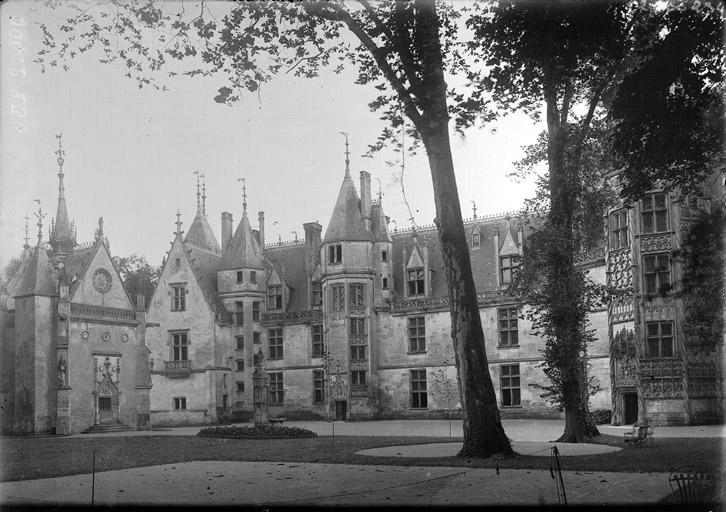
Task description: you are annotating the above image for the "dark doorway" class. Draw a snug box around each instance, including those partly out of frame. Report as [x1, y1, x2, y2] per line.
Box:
[99, 397, 113, 424]
[335, 400, 347, 421]
[623, 393, 639, 424]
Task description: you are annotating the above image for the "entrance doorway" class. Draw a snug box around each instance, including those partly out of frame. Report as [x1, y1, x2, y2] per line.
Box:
[335, 400, 347, 421]
[623, 392, 639, 424]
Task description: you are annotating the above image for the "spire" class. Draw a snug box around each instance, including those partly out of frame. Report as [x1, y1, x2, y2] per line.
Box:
[237, 178, 247, 217]
[202, 174, 207, 216]
[94, 217, 104, 243]
[471, 200, 478, 219]
[338, 132, 350, 178]
[23, 214, 30, 251]
[50, 133, 75, 253]
[194, 171, 201, 213]
[175, 210, 183, 239]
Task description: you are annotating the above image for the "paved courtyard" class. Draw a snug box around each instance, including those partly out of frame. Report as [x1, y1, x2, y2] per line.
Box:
[1, 419, 722, 506]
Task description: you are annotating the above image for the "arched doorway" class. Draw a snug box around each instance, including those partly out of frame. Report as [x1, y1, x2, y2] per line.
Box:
[94, 357, 121, 425]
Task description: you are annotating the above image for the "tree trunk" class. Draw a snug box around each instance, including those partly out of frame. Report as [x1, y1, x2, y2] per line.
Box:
[545, 85, 600, 443]
[415, 1, 511, 457]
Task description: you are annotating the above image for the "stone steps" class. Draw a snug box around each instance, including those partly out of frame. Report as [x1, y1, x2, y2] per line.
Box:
[81, 422, 133, 434]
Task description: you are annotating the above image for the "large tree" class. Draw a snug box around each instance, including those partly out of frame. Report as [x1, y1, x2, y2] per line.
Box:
[112, 254, 161, 309]
[38, 0, 511, 456]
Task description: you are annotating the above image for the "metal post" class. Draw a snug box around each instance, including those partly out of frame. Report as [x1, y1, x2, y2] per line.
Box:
[91, 450, 96, 507]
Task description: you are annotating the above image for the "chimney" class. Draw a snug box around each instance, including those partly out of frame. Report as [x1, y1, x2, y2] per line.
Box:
[258, 211, 265, 249]
[252, 229, 260, 246]
[360, 171, 371, 226]
[221, 212, 233, 251]
[303, 222, 322, 269]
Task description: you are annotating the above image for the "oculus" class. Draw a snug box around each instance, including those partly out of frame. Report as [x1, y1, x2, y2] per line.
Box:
[92, 268, 112, 293]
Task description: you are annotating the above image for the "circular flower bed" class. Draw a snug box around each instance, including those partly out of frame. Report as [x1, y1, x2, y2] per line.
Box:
[197, 424, 318, 439]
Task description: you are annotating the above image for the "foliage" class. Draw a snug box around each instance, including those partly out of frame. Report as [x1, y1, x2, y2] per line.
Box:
[607, 6, 724, 201]
[430, 360, 461, 437]
[1, 256, 24, 290]
[112, 254, 161, 308]
[36, 0, 511, 456]
[675, 204, 725, 351]
[590, 409, 612, 425]
[197, 424, 317, 439]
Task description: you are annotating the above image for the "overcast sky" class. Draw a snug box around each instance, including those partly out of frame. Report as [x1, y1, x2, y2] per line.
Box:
[0, 0, 544, 270]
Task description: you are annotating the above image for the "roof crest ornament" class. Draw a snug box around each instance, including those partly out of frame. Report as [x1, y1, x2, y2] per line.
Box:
[471, 200, 478, 219]
[24, 214, 30, 249]
[237, 177, 247, 217]
[33, 199, 45, 245]
[175, 210, 183, 238]
[194, 170, 201, 213]
[338, 131, 350, 178]
[202, 174, 207, 216]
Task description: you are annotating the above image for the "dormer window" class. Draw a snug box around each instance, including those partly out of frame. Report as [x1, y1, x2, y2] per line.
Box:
[329, 244, 342, 264]
[267, 285, 282, 309]
[407, 269, 425, 295]
[472, 231, 481, 249]
[499, 256, 517, 285]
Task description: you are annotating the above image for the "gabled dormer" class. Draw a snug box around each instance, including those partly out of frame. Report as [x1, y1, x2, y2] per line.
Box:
[266, 268, 285, 312]
[495, 218, 522, 287]
[403, 232, 430, 298]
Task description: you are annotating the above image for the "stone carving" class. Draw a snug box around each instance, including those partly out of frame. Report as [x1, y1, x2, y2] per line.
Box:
[262, 309, 323, 323]
[641, 377, 685, 399]
[616, 358, 638, 387]
[642, 296, 674, 319]
[608, 248, 632, 290]
[58, 357, 68, 387]
[574, 247, 605, 267]
[610, 297, 634, 322]
[640, 234, 672, 254]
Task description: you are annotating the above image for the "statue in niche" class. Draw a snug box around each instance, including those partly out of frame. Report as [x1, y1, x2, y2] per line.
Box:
[58, 357, 68, 387]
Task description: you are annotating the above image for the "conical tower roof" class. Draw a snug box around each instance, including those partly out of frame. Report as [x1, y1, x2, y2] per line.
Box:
[323, 174, 371, 243]
[186, 211, 220, 252]
[220, 213, 265, 270]
[13, 245, 56, 298]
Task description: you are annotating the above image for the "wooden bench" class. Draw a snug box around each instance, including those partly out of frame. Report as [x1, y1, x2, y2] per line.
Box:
[624, 424, 654, 446]
[269, 417, 286, 426]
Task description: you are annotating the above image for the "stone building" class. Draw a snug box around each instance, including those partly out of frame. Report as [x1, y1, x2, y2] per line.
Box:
[145, 150, 613, 425]
[0, 137, 151, 435]
[605, 173, 724, 426]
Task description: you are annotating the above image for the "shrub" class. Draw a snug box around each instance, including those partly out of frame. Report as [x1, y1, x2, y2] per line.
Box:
[590, 409, 612, 425]
[197, 424, 317, 439]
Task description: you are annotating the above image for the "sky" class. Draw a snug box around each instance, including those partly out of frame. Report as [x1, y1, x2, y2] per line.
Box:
[0, 0, 544, 270]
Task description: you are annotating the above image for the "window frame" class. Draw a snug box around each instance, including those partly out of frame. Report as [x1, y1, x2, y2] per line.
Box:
[311, 280, 322, 308]
[312, 369, 325, 404]
[236, 271, 244, 283]
[499, 256, 516, 285]
[643, 253, 671, 296]
[252, 301, 261, 322]
[236, 359, 244, 372]
[235, 301, 244, 326]
[173, 397, 187, 410]
[349, 284, 366, 307]
[253, 331, 261, 344]
[498, 307, 519, 347]
[351, 370, 367, 386]
[408, 316, 426, 353]
[472, 231, 481, 249]
[410, 369, 428, 409]
[269, 372, 284, 405]
[350, 317, 366, 336]
[171, 332, 189, 361]
[235, 335, 244, 351]
[250, 270, 257, 284]
[268, 328, 284, 360]
[351, 345, 366, 361]
[267, 285, 283, 310]
[641, 193, 668, 234]
[236, 381, 245, 393]
[610, 209, 630, 250]
[171, 284, 186, 311]
[407, 268, 425, 295]
[328, 244, 342, 264]
[311, 324, 324, 358]
[500, 364, 521, 407]
[646, 321, 675, 358]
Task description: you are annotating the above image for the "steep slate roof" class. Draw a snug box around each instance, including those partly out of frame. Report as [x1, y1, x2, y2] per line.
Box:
[265, 242, 309, 312]
[371, 203, 392, 243]
[391, 216, 534, 299]
[323, 175, 370, 243]
[64, 244, 97, 297]
[186, 243, 227, 315]
[220, 214, 265, 270]
[186, 212, 220, 252]
[13, 246, 56, 298]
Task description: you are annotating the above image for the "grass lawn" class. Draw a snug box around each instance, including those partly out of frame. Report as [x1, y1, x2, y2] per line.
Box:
[0, 434, 722, 483]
